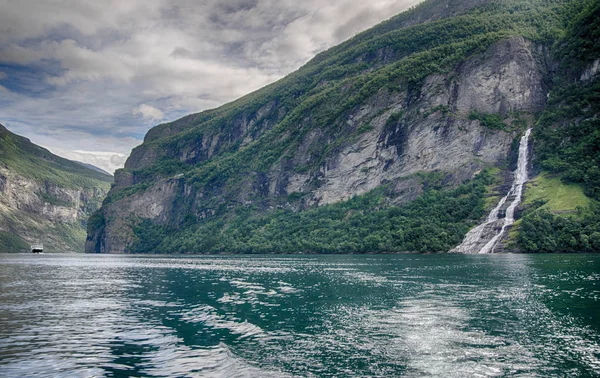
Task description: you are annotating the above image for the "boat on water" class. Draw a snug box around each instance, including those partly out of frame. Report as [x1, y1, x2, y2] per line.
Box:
[30, 243, 43, 253]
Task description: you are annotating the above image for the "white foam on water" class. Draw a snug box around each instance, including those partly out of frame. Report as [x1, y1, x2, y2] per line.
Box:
[179, 305, 265, 340]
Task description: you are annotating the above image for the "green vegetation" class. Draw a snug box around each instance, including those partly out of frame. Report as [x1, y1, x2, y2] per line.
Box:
[557, 0, 600, 71]
[0, 231, 29, 252]
[132, 219, 167, 253]
[468, 111, 507, 131]
[132, 170, 495, 253]
[533, 79, 600, 199]
[55, 223, 88, 250]
[467, 111, 532, 132]
[38, 192, 72, 207]
[515, 173, 597, 252]
[483, 167, 504, 209]
[523, 173, 592, 214]
[532, 0, 600, 200]
[518, 207, 600, 252]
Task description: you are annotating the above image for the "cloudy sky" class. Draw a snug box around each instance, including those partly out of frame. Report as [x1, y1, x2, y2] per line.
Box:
[0, 0, 422, 173]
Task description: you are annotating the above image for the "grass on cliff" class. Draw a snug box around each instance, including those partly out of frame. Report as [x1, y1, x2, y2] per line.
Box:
[523, 173, 592, 214]
[514, 174, 599, 252]
[509, 173, 593, 245]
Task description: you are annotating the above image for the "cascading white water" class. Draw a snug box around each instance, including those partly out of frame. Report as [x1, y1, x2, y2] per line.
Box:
[453, 128, 532, 254]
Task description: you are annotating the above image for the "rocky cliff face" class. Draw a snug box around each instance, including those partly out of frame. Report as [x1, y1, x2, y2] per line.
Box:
[0, 125, 112, 252]
[0, 168, 109, 252]
[88, 32, 550, 253]
[297, 37, 545, 206]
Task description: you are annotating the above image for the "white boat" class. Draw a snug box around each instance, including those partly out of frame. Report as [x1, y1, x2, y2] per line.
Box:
[30, 243, 43, 253]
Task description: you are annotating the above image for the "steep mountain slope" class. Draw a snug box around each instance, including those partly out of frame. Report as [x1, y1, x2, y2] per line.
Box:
[88, 0, 599, 254]
[0, 125, 112, 252]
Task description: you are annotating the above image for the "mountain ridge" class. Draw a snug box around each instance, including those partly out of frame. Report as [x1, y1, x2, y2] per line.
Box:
[74, 161, 113, 177]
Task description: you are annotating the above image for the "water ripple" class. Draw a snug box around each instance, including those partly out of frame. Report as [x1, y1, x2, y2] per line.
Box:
[1, 253, 599, 377]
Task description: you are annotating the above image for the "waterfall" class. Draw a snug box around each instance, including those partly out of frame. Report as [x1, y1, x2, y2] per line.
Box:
[453, 128, 532, 254]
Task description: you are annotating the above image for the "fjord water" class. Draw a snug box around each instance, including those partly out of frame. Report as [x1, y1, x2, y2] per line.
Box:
[1, 254, 600, 377]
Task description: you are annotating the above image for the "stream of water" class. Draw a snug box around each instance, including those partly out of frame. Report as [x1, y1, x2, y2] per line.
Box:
[454, 128, 532, 254]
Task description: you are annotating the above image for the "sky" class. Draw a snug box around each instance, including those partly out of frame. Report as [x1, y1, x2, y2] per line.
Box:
[0, 0, 422, 173]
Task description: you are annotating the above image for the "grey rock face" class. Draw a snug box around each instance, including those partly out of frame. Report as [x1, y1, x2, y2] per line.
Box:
[290, 37, 544, 206]
[126, 101, 282, 171]
[455, 37, 547, 115]
[581, 58, 600, 82]
[0, 167, 109, 252]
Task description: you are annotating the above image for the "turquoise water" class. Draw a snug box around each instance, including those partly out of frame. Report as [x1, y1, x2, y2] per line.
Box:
[1, 253, 599, 377]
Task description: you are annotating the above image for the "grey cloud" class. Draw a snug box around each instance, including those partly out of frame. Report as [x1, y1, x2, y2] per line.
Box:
[132, 104, 165, 121]
[45, 147, 129, 174]
[46, 39, 136, 85]
[0, 0, 422, 164]
[0, 44, 45, 64]
[170, 47, 193, 59]
[333, 0, 423, 41]
[0, 0, 165, 44]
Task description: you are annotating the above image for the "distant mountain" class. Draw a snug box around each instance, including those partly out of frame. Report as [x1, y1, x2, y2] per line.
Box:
[0, 124, 112, 252]
[88, 0, 600, 254]
[74, 161, 113, 177]
[48, 148, 128, 176]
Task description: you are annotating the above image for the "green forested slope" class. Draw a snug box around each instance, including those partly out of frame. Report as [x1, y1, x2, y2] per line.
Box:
[133, 171, 495, 254]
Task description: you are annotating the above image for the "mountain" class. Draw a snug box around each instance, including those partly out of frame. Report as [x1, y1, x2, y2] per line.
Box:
[0, 124, 112, 252]
[87, 0, 600, 254]
[74, 161, 113, 177]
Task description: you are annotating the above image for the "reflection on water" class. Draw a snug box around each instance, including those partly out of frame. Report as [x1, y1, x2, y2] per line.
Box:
[1, 254, 600, 377]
